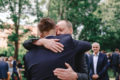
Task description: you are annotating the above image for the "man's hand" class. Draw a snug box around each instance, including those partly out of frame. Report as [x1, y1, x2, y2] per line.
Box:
[33, 38, 64, 53]
[53, 63, 78, 80]
[92, 74, 99, 80]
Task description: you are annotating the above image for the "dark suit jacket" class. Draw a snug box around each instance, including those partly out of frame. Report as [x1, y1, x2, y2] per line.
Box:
[111, 53, 120, 72]
[12, 61, 18, 73]
[89, 53, 109, 80]
[23, 34, 91, 80]
[118, 55, 120, 74]
[85, 53, 90, 73]
[0, 61, 8, 79]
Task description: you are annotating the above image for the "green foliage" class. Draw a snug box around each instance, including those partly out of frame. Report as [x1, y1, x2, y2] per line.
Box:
[34, 0, 44, 22]
[0, 0, 120, 58]
[11, 14, 18, 23]
[8, 32, 18, 42]
[23, 29, 29, 33]
[0, 45, 14, 57]
[48, 0, 120, 50]
[28, 35, 38, 39]
[0, 24, 4, 29]
[94, 0, 120, 50]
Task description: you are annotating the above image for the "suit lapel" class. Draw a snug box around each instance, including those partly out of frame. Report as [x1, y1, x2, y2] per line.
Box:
[96, 53, 101, 73]
[91, 54, 94, 73]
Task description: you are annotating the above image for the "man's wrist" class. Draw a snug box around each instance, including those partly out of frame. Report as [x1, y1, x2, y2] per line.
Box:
[73, 72, 78, 80]
[33, 38, 45, 46]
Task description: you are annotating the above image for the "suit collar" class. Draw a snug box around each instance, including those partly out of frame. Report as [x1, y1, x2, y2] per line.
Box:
[91, 52, 102, 74]
[96, 53, 102, 72]
[93, 52, 99, 56]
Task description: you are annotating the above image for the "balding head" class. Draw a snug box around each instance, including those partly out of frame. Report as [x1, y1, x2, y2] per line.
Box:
[92, 42, 100, 54]
[56, 20, 73, 35]
[57, 20, 73, 28]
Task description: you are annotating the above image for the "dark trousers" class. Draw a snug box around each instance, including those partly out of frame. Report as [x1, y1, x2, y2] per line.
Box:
[112, 66, 117, 77]
[11, 72, 19, 80]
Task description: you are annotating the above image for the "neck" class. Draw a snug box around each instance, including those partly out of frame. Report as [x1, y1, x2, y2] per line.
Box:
[94, 52, 99, 55]
[47, 29, 56, 36]
[40, 29, 56, 38]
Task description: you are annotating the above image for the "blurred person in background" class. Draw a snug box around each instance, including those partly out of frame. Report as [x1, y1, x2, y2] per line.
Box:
[8, 56, 19, 80]
[17, 60, 22, 69]
[118, 50, 120, 80]
[17, 60, 23, 80]
[111, 48, 120, 80]
[0, 57, 9, 80]
[106, 52, 112, 68]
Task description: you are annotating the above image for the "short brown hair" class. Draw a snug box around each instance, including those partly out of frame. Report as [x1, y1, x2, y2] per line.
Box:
[38, 18, 55, 33]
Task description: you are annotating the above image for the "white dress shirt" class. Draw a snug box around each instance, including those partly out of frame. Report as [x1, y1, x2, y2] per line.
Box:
[93, 52, 99, 74]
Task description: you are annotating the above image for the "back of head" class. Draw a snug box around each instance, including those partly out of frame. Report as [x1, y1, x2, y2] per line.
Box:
[38, 18, 56, 37]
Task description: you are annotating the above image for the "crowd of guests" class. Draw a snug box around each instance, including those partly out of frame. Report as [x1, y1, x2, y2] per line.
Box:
[86, 44, 120, 80]
[0, 56, 23, 80]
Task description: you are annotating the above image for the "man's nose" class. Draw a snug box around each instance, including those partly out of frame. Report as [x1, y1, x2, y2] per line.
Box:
[56, 31, 60, 35]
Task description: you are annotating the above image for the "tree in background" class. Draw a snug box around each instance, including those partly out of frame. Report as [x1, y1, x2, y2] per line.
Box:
[0, 0, 32, 59]
[47, 0, 101, 38]
[47, 0, 120, 51]
[95, 0, 120, 50]
[0, 0, 120, 56]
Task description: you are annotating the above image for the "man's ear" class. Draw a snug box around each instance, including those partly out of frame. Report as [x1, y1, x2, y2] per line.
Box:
[70, 28, 73, 34]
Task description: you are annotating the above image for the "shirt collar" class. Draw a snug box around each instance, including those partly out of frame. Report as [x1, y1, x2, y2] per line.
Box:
[93, 52, 99, 56]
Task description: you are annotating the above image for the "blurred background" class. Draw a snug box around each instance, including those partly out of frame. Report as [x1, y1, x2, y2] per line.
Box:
[0, 0, 120, 80]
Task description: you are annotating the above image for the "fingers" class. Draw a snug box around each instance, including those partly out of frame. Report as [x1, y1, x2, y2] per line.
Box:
[44, 39, 64, 53]
[56, 74, 66, 80]
[50, 45, 63, 53]
[55, 43, 64, 52]
[53, 69, 66, 80]
[65, 62, 72, 69]
[52, 39, 64, 48]
[53, 39, 60, 42]
[54, 68, 66, 73]
[56, 42, 64, 48]
[49, 47, 58, 53]
[49, 42, 64, 53]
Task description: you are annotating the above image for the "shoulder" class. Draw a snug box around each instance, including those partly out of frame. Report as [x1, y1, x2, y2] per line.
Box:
[73, 40, 91, 46]
[99, 53, 107, 58]
[57, 34, 74, 46]
[89, 54, 93, 58]
[57, 34, 72, 40]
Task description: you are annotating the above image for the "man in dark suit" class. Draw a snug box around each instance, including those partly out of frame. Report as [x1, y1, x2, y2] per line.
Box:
[111, 49, 120, 79]
[24, 19, 91, 80]
[89, 42, 109, 80]
[0, 57, 9, 80]
[117, 52, 120, 80]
